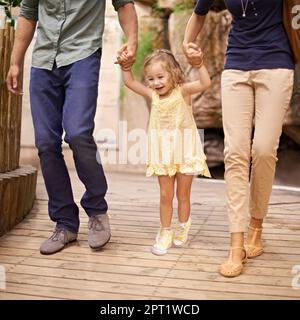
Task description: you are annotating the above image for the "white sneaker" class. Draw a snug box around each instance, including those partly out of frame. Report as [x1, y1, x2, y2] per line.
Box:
[173, 217, 191, 247]
[151, 228, 173, 255]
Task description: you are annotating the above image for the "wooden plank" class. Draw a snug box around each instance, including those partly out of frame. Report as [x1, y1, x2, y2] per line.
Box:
[153, 286, 297, 300]
[6, 262, 300, 299]
[29, 251, 300, 272]
[2, 233, 300, 257]
[4, 282, 153, 300]
[15, 256, 299, 285]
[15, 216, 300, 239]
[0, 292, 59, 300]
[7, 228, 300, 252]
[4, 273, 287, 300]
[1, 236, 300, 265]
[1, 171, 300, 300]
[6, 273, 162, 298]
[17, 214, 300, 241]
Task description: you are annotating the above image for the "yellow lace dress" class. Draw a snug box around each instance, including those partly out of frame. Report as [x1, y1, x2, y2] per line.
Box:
[146, 86, 211, 177]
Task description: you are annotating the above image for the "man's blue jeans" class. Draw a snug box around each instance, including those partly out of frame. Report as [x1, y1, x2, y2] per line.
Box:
[30, 50, 108, 233]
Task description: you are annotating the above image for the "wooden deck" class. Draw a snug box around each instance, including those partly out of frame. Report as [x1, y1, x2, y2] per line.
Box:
[0, 170, 300, 300]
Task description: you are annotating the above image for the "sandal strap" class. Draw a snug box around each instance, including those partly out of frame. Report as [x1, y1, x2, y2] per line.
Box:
[246, 243, 262, 248]
[248, 225, 263, 232]
[230, 246, 245, 250]
[229, 246, 247, 261]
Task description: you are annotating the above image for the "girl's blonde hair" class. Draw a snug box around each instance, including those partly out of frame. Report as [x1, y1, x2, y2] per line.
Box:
[143, 49, 185, 87]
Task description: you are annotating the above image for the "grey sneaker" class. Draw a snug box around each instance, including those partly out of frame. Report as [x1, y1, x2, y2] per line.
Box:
[88, 213, 111, 249]
[40, 229, 77, 255]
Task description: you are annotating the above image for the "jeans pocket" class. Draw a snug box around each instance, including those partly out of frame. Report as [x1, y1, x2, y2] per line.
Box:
[93, 48, 102, 60]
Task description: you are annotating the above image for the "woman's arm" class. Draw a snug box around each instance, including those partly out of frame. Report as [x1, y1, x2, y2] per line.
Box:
[181, 64, 211, 96]
[122, 69, 152, 100]
[183, 13, 207, 66]
[183, 0, 216, 67]
[183, 12, 206, 48]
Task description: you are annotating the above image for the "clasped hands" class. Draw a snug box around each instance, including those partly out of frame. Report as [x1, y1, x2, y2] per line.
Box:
[183, 42, 204, 68]
[114, 42, 137, 71]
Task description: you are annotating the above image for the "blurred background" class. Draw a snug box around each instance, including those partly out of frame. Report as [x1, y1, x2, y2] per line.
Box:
[2, 0, 300, 187]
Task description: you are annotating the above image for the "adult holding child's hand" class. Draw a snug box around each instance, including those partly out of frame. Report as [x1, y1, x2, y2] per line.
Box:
[7, 0, 138, 256]
[183, 42, 204, 67]
[183, 0, 295, 278]
[115, 42, 137, 71]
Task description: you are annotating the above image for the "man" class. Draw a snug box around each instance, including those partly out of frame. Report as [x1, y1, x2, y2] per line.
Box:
[6, 0, 138, 254]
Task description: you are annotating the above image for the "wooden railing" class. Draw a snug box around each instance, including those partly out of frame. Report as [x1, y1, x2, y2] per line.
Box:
[0, 21, 37, 237]
[0, 22, 23, 173]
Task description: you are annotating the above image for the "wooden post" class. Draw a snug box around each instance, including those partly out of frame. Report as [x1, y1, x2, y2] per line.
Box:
[0, 21, 38, 237]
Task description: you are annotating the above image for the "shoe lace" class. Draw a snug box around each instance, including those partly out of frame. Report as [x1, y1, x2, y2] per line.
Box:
[50, 229, 65, 242]
[174, 220, 191, 240]
[175, 224, 186, 236]
[89, 216, 104, 231]
[156, 229, 172, 246]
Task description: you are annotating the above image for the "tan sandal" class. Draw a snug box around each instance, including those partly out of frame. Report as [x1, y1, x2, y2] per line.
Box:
[218, 247, 247, 278]
[245, 225, 263, 258]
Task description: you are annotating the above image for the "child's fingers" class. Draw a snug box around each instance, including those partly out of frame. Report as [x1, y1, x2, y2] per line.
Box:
[117, 43, 128, 56]
[121, 52, 128, 61]
[114, 52, 130, 65]
[187, 42, 201, 52]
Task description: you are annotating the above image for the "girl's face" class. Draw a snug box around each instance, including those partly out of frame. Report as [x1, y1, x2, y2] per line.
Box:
[145, 62, 173, 98]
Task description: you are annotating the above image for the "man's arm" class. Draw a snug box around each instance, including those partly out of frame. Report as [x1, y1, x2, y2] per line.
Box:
[115, 2, 138, 70]
[6, 0, 38, 95]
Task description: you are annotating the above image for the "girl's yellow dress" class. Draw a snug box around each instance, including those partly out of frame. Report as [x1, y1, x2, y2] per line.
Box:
[146, 86, 211, 177]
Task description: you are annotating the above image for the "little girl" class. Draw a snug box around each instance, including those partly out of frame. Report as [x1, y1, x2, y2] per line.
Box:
[118, 47, 211, 255]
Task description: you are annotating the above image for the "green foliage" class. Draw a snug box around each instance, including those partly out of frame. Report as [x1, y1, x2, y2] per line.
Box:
[152, 0, 164, 17]
[173, 0, 226, 13]
[132, 31, 154, 78]
[173, 0, 195, 13]
[119, 83, 125, 102]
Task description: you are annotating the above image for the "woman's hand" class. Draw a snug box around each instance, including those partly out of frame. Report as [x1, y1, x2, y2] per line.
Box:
[183, 42, 203, 68]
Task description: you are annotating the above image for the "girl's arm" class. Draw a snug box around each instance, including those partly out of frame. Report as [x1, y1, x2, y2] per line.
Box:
[122, 69, 152, 100]
[181, 64, 211, 96]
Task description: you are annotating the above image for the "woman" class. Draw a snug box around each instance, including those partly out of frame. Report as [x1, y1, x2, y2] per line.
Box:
[183, 0, 294, 277]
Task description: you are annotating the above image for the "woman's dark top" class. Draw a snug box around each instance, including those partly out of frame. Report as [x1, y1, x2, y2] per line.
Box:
[194, 0, 294, 70]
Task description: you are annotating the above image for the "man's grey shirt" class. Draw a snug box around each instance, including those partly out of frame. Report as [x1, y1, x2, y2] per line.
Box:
[20, 0, 134, 70]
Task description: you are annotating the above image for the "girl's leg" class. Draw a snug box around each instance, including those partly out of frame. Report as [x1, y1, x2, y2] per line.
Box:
[176, 173, 193, 223]
[247, 69, 294, 256]
[173, 173, 193, 247]
[152, 175, 176, 255]
[158, 175, 176, 228]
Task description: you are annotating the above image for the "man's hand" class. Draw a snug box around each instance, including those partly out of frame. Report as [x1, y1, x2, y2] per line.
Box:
[5, 17, 37, 96]
[115, 42, 137, 71]
[116, 3, 138, 71]
[183, 42, 204, 68]
[6, 64, 23, 96]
